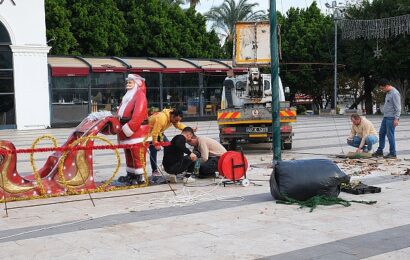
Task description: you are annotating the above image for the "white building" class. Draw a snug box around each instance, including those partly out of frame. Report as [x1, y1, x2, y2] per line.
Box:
[0, 0, 50, 130]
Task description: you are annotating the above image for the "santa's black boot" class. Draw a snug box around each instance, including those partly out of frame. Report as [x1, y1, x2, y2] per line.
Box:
[130, 174, 145, 185]
[118, 172, 133, 183]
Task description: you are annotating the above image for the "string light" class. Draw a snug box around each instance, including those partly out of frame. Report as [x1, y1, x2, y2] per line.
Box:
[339, 14, 410, 40]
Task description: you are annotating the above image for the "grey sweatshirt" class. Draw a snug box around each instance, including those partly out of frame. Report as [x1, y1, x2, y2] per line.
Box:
[383, 87, 401, 119]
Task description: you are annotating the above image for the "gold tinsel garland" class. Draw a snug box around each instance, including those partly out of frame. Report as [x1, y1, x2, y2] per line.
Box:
[30, 135, 58, 195]
[57, 135, 121, 193]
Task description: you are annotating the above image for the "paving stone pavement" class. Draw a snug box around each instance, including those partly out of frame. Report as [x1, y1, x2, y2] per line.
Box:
[0, 115, 410, 259]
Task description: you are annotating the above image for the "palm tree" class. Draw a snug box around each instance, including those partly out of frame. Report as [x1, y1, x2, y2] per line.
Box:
[166, 0, 185, 5]
[205, 0, 266, 41]
[186, 0, 201, 9]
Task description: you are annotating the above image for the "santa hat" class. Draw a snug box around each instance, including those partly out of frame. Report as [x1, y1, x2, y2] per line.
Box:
[126, 74, 145, 82]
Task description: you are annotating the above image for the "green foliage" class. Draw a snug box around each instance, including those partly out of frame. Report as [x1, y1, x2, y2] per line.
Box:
[342, 0, 410, 80]
[296, 105, 307, 115]
[45, 0, 78, 55]
[66, 0, 127, 56]
[118, 0, 223, 58]
[45, 0, 223, 58]
[341, 0, 410, 113]
[277, 195, 376, 212]
[278, 2, 334, 109]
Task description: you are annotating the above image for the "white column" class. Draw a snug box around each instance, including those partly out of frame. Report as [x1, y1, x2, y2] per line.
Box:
[11, 45, 51, 130]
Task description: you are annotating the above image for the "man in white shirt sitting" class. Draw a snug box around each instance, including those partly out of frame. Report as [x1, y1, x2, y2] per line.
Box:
[188, 136, 227, 177]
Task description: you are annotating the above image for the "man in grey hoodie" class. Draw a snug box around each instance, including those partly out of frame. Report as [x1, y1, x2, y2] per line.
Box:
[372, 78, 401, 159]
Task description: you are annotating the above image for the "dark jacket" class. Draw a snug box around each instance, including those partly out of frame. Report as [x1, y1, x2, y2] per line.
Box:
[163, 134, 191, 168]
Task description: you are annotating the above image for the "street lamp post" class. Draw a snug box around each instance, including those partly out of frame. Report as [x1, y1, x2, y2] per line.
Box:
[270, 0, 281, 161]
[325, 1, 345, 111]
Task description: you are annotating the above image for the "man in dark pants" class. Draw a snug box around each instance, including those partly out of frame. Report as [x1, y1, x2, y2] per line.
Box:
[148, 109, 186, 176]
[147, 109, 197, 184]
[372, 78, 401, 159]
[188, 136, 227, 178]
[162, 127, 197, 182]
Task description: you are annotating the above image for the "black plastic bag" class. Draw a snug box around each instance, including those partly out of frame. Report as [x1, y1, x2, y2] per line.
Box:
[270, 159, 350, 201]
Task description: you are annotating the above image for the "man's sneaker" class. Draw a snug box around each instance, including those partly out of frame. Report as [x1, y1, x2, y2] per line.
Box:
[166, 174, 177, 183]
[383, 154, 397, 159]
[149, 175, 167, 185]
[372, 150, 384, 157]
[183, 175, 196, 184]
[152, 169, 161, 177]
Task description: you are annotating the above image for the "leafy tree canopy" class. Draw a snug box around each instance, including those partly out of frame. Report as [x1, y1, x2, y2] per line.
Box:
[278, 2, 334, 109]
[45, 0, 224, 58]
[341, 0, 410, 112]
[45, 0, 78, 55]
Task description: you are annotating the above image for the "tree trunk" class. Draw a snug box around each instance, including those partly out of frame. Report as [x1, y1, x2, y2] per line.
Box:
[350, 75, 375, 114]
[350, 94, 365, 109]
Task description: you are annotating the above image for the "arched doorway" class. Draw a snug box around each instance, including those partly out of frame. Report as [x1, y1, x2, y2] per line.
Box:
[0, 21, 15, 128]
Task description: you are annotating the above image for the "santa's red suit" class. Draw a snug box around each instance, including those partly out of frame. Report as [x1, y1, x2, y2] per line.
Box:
[117, 74, 150, 184]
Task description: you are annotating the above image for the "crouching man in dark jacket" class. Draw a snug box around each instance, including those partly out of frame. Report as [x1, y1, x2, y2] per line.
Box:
[162, 127, 197, 181]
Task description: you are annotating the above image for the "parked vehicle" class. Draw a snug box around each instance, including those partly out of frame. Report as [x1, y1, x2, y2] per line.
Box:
[218, 68, 296, 150]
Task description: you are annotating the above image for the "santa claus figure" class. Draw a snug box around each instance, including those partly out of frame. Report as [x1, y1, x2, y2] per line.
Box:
[117, 74, 150, 185]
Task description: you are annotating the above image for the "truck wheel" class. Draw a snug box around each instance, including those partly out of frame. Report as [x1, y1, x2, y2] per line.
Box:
[283, 142, 292, 150]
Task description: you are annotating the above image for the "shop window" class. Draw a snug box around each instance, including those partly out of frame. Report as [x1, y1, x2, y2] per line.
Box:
[163, 73, 200, 117]
[0, 23, 10, 44]
[0, 22, 14, 128]
[140, 72, 161, 113]
[203, 74, 226, 115]
[90, 73, 126, 113]
[51, 77, 89, 124]
[0, 94, 14, 125]
[0, 46, 12, 69]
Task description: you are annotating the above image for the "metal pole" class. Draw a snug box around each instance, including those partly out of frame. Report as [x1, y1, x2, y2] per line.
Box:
[333, 19, 338, 111]
[270, 0, 281, 161]
[159, 73, 163, 110]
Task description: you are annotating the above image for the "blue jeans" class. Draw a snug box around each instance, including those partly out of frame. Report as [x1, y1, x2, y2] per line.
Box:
[347, 135, 378, 151]
[149, 135, 169, 172]
[377, 117, 396, 155]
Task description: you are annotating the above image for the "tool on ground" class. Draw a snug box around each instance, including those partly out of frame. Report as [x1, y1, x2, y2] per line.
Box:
[341, 181, 381, 195]
[217, 150, 249, 187]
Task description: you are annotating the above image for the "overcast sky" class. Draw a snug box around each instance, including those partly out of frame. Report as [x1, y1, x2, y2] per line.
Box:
[182, 0, 332, 15]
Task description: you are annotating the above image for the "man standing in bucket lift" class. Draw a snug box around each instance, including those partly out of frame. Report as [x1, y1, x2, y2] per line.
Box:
[148, 108, 197, 184]
[372, 78, 401, 159]
[347, 113, 378, 153]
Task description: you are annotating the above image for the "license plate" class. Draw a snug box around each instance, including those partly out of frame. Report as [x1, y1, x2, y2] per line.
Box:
[246, 127, 268, 133]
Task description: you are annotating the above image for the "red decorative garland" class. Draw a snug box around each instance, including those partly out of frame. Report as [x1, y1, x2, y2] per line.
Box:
[0, 142, 171, 155]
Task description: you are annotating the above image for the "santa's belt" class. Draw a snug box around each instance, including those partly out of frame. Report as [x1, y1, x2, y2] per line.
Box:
[120, 118, 148, 125]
